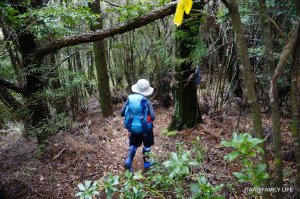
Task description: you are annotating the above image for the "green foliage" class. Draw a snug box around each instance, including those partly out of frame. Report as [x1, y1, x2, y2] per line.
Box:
[221, 132, 269, 188]
[75, 180, 100, 199]
[216, 5, 229, 24]
[32, 113, 68, 141]
[190, 175, 224, 199]
[23, 5, 98, 39]
[1, 1, 99, 40]
[163, 151, 198, 179]
[106, 0, 171, 22]
[75, 142, 224, 198]
[190, 38, 206, 65]
[161, 129, 177, 137]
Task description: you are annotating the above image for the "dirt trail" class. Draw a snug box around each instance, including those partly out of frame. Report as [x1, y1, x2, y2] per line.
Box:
[0, 97, 296, 198]
[0, 97, 173, 198]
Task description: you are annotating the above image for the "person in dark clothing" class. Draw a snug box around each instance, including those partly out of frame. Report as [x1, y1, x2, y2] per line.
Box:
[121, 79, 155, 171]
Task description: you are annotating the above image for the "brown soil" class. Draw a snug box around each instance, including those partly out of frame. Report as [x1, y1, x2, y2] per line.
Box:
[0, 97, 297, 199]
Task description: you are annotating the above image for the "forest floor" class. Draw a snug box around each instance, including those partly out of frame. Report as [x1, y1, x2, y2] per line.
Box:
[0, 97, 297, 199]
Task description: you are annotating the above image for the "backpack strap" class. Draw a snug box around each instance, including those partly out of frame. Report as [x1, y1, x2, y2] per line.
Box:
[140, 98, 148, 132]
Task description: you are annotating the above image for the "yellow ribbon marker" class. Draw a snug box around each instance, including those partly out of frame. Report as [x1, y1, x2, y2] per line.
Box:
[173, 0, 193, 26]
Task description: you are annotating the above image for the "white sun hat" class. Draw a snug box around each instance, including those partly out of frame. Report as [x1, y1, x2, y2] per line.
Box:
[131, 79, 154, 96]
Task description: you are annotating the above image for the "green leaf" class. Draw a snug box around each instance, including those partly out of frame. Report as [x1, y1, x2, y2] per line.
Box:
[92, 191, 100, 195]
[262, 173, 270, 180]
[133, 186, 138, 194]
[181, 152, 190, 162]
[163, 160, 173, 168]
[221, 140, 234, 147]
[92, 181, 98, 186]
[171, 152, 179, 162]
[233, 132, 238, 141]
[251, 138, 264, 146]
[84, 181, 91, 189]
[188, 161, 199, 167]
[78, 183, 85, 191]
[133, 171, 144, 180]
[189, 183, 199, 193]
[240, 145, 248, 154]
[233, 172, 246, 181]
[225, 151, 239, 161]
[199, 176, 207, 184]
[113, 176, 119, 185]
[255, 163, 267, 174]
[86, 195, 92, 199]
[75, 192, 83, 197]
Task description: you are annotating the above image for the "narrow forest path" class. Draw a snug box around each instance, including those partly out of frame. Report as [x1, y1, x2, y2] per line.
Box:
[0, 97, 296, 199]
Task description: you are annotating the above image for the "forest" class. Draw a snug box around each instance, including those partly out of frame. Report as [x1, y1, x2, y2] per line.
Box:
[0, 0, 299, 198]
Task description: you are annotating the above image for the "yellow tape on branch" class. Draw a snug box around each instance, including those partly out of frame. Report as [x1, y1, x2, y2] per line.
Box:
[173, 0, 193, 26]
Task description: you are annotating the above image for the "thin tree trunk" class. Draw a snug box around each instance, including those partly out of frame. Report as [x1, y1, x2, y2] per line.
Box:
[291, 19, 300, 198]
[291, 32, 300, 199]
[221, 1, 271, 197]
[49, 53, 67, 114]
[89, 0, 113, 117]
[268, 24, 299, 199]
[259, 1, 283, 197]
[259, 0, 275, 74]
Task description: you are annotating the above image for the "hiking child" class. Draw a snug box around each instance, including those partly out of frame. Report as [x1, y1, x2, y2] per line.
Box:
[121, 79, 155, 171]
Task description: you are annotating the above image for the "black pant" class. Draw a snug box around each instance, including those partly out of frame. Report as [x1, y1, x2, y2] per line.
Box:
[129, 129, 154, 147]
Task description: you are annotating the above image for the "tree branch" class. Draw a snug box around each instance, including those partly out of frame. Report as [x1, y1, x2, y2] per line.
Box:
[103, 0, 121, 7]
[273, 22, 299, 79]
[0, 85, 24, 110]
[0, 78, 25, 94]
[269, 22, 299, 102]
[32, 2, 177, 59]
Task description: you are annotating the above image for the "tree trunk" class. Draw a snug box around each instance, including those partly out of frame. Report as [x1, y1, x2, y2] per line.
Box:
[89, 0, 113, 118]
[13, 4, 50, 145]
[169, 1, 203, 130]
[291, 20, 300, 198]
[291, 29, 300, 199]
[221, 0, 271, 197]
[268, 24, 299, 198]
[259, 0, 275, 74]
[259, 1, 283, 197]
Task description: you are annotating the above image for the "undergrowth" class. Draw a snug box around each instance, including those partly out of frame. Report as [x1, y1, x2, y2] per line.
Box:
[75, 133, 267, 199]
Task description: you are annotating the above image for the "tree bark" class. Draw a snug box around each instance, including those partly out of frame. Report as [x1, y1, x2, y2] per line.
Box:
[0, 85, 23, 111]
[259, 0, 275, 74]
[89, 0, 113, 117]
[14, 3, 50, 144]
[269, 23, 299, 198]
[291, 12, 300, 197]
[221, 0, 271, 197]
[169, 1, 203, 130]
[259, 1, 283, 197]
[291, 33, 300, 199]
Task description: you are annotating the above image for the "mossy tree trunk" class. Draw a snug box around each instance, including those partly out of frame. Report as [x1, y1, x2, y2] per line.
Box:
[221, 1, 270, 197]
[291, 24, 300, 198]
[89, 0, 113, 117]
[291, 3, 300, 194]
[15, 4, 50, 144]
[169, 2, 203, 130]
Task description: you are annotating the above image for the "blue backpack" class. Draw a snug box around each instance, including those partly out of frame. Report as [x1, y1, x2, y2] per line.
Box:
[124, 94, 152, 134]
